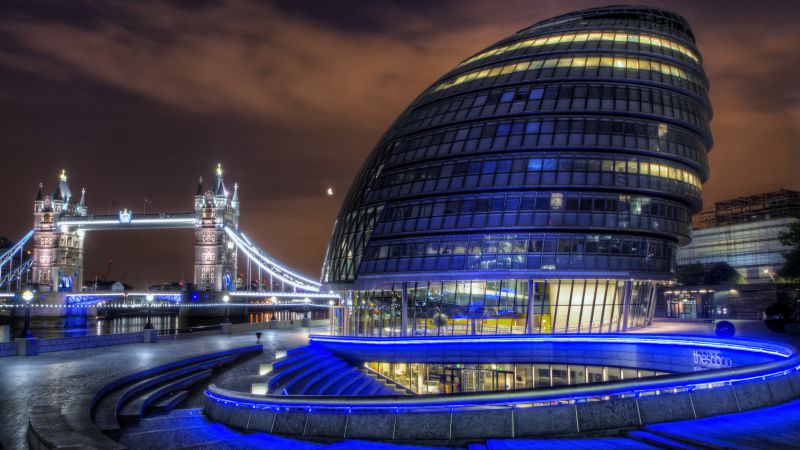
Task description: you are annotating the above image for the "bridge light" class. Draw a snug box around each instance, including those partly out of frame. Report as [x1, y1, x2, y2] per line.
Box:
[227, 241, 235, 250]
[222, 294, 230, 303]
[21, 290, 34, 302]
[145, 294, 154, 302]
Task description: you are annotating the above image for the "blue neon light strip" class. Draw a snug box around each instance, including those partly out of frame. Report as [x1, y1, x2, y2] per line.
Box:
[309, 334, 794, 358]
[204, 334, 799, 412]
[230, 291, 338, 299]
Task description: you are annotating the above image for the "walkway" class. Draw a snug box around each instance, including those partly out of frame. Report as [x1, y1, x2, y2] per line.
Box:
[4, 319, 800, 449]
[0, 325, 322, 449]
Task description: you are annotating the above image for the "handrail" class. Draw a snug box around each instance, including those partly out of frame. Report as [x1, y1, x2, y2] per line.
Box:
[206, 334, 799, 411]
[157, 324, 222, 336]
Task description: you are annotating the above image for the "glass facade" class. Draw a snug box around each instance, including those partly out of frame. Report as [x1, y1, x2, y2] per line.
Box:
[366, 361, 669, 395]
[323, 6, 712, 334]
[677, 218, 796, 283]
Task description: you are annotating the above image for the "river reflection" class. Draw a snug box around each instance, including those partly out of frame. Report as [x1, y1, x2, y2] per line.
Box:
[6, 309, 325, 339]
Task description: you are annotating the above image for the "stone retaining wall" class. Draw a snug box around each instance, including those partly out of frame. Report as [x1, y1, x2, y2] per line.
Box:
[205, 371, 800, 444]
[37, 332, 145, 353]
[0, 341, 17, 357]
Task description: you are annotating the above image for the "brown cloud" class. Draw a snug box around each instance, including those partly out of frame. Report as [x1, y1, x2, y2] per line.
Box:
[0, 0, 798, 287]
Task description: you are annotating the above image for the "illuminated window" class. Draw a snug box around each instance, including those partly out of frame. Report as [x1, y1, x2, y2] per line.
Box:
[457, 31, 700, 67]
[550, 193, 564, 210]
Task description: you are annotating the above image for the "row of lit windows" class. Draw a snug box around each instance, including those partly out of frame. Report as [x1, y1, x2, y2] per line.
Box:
[459, 30, 699, 67]
[367, 234, 674, 259]
[383, 192, 687, 222]
[375, 193, 689, 238]
[433, 55, 702, 94]
[360, 236, 675, 275]
[375, 211, 689, 243]
[368, 164, 701, 207]
[361, 253, 674, 277]
[387, 116, 708, 170]
[378, 154, 701, 190]
[400, 83, 710, 143]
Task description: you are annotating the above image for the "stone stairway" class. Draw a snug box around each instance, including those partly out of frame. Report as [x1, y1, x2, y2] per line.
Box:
[118, 408, 444, 450]
[267, 345, 412, 396]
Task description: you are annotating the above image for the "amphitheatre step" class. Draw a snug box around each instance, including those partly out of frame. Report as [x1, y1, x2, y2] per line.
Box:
[125, 409, 209, 432]
[624, 430, 697, 449]
[118, 369, 213, 423]
[307, 366, 361, 395]
[119, 423, 242, 449]
[93, 354, 236, 433]
[149, 389, 189, 413]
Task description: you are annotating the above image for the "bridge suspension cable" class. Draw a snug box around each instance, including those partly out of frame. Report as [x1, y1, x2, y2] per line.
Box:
[224, 227, 321, 292]
[0, 229, 33, 267]
[0, 230, 34, 290]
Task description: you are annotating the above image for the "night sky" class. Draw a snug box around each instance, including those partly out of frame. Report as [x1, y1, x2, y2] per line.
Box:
[0, 0, 798, 288]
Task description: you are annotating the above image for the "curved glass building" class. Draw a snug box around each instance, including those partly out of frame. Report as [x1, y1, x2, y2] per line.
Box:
[323, 6, 712, 336]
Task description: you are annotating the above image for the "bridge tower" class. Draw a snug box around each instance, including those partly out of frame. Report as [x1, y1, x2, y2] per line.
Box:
[31, 171, 87, 292]
[193, 164, 239, 291]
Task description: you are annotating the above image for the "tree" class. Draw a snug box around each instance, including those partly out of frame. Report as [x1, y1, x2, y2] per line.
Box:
[677, 262, 741, 285]
[778, 220, 800, 282]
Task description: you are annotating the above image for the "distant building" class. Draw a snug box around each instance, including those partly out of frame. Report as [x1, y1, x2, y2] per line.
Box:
[677, 190, 799, 283]
[82, 280, 132, 292]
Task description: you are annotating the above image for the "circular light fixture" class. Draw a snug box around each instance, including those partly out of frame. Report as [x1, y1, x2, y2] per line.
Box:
[223, 294, 230, 303]
[145, 294, 154, 302]
[21, 290, 34, 302]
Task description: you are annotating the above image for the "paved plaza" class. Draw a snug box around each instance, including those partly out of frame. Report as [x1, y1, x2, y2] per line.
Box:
[0, 326, 323, 449]
[3, 320, 800, 449]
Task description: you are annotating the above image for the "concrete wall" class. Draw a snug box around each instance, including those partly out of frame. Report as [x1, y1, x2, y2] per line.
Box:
[2, 318, 329, 356]
[0, 341, 17, 357]
[38, 332, 144, 353]
[206, 372, 800, 444]
[656, 283, 800, 320]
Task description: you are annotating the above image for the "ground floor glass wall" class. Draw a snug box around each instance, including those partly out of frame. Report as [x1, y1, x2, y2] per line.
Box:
[365, 362, 668, 394]
[334, 279, 657, 336]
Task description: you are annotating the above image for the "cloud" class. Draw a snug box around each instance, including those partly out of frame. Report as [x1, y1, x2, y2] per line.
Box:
[0, 0, 798, 286]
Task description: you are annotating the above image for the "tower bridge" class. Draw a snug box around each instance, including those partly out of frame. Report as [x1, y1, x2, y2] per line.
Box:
[0, 165, 329, 304]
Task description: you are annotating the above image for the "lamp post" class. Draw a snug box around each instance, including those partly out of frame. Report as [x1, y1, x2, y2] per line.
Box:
[764, 269, 776, 283]
[144, 294, 154, 329]
[222, 294, 230, 323]
[19, 289, 35, 338]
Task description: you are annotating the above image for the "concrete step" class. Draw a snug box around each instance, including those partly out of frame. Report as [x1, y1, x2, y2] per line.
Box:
[150, 390, 189, 413]
[93, 354, 234, 434]
[119, 369, 212, 424]
[307, 366, 360, 395]
[624, 430, 696, 449]
[122, 409, 208, 432]
[175, 434, 321, 450]
[641, 426, 729, 450]
[119, 423, 241, 449]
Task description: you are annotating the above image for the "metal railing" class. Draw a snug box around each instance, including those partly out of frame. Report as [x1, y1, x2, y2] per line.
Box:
[206, 334, 799, 413]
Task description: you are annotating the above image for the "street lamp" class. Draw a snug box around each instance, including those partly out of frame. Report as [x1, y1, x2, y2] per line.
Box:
[764, 269, 776, 283]
[222, 294, 231, 323]
[144, 294, 154, 329]
[19, 289, 35, 338]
